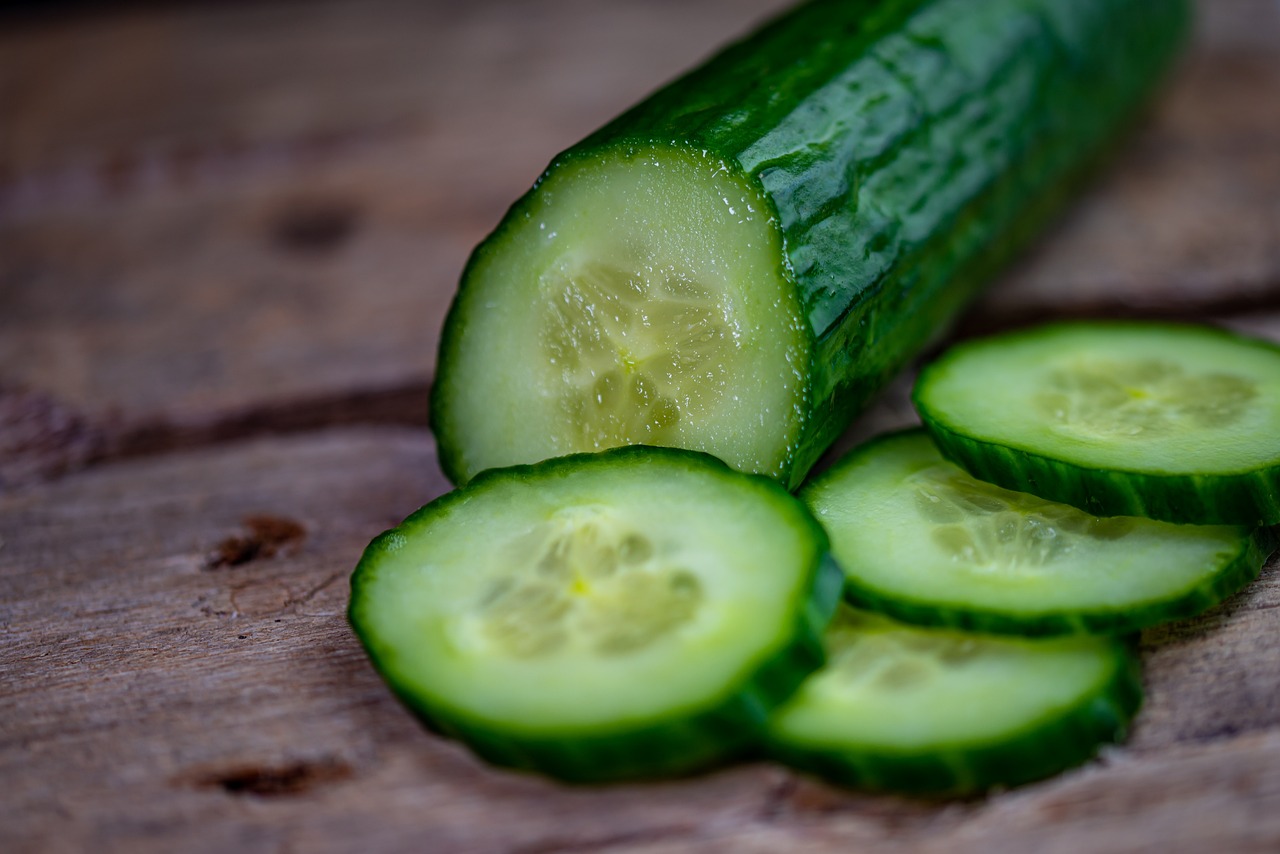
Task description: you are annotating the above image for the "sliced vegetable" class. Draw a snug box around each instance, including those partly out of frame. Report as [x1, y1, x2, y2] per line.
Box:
[914, 322, 1280, 525]
[802, 430, 1272, 636]
[766, 607, 1143, 796]
[432, 0, 1190, 489]
[349, 446, 842, 782]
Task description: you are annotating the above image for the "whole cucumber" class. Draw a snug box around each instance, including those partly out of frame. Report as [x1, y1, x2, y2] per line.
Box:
[432, 0, 1190, 489]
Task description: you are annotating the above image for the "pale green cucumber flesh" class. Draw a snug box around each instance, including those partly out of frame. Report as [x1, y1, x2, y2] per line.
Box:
[433, 146, 809, 486]
[766, 607, 1143, 795]
[349, 445, 841, 782]
[802, 430, 1269, 636]
[914, 322, 1280, 525]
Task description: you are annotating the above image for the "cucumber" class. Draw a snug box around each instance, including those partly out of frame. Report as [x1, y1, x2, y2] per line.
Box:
[348, 445, 842, 782]
[432, 0, 1190, 489]
[914, 322, 1280, 525]
[766, 607, 1142, 796]
[802, 430, 1272, 636]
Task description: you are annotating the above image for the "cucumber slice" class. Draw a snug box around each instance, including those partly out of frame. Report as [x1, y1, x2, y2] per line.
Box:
[348, 446, 842, 782]
[766, 607, 1143, 796]
[432, 0, 1190, 489]
[802, 430, 1271, 636]
[914, 322, 1280, 525]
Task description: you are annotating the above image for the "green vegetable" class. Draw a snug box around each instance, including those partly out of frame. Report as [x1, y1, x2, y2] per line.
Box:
[348, 446, 842, 782]
[803, 430, 1273, 636]
[914, 322, 1280, 525]
[766, 607, 1143, 796]
[431, 0, 1190, 489]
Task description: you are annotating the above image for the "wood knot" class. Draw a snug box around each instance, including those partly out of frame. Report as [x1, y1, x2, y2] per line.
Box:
[189, 757, 352, 797]
[207, 514, 306, 568]
[271, 199, 358, 253]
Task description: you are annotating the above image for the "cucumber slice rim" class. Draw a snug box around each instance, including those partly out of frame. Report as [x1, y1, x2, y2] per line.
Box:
[802, 429, 1270, 637]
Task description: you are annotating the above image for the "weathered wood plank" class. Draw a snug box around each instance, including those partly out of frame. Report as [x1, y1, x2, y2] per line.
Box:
[2, 0, 1278, 483]
[2, 427, 1277, 853]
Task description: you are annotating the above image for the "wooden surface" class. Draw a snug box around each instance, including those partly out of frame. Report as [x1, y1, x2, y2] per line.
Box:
[2, 1, 1279, 852]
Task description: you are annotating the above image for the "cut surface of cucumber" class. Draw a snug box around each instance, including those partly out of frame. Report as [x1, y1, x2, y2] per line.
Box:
[435, 146, 809, 484]
[766, 607, 1142, 796]
[914, 322, 1280, 524]
[432, 0, 1190, 488]
[802, 430, 1270, 636]
[349, 446, 842, 782]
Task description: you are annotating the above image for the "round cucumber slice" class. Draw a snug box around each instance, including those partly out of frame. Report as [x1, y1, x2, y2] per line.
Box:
[432, 144, 810, 487]
[913, 321, 1280, 525]
[349, 445, 842, 782]
[802, 430, 1271, 636]
[766, 607, 1143, 796]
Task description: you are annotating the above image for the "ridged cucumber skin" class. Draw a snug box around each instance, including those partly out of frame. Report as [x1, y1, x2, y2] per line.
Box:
[915, 322, 1280, 526]
[840, 528, 1272, 638]
[432, 0, 1191, 489]
[807, 429, 1277, 637]
[924, 416, 1280, 527]
[348, 446, 845, 783]
[766, 638, 1143, 796]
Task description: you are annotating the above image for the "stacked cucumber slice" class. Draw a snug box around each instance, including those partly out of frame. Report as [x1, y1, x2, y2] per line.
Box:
[767, 321, 1277, 794]
[352, 320, 1277, 795]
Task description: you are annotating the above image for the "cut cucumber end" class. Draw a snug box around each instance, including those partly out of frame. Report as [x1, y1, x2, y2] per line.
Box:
[914, 321, 1280, 525]
[766, 607, 1143, 796]
[433, 143, 810, 486]
[349, 446, 839, 781]
[802, 430, 1268, 636]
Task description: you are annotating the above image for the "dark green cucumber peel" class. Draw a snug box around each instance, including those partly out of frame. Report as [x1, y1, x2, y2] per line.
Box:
[840, 543, 1269, 638]
[349, 445, 844, 783]
[765, 610, 1144, 796]
[803, 430, 1275, 637]
[914, 322, 1280, 526]
[926, 419, 1280, 528]
[432, 0, 1191, 489]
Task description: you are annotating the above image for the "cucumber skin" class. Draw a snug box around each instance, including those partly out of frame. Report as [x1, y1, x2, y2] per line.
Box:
[767, 640, 1142, 796]
[925, 416, 1280, 527]
[914, 322, 1280, 526]
[841, 526, 1272, 638]
[348, 445, 845, 783]
[432, 0, 1190, 489]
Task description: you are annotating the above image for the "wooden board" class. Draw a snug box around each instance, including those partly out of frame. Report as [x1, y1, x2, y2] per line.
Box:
[2, 0, 1279, 485]
[3, 427, 1278, 853]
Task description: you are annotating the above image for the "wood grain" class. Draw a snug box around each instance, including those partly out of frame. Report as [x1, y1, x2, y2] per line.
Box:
[2, 424, 1278, 854]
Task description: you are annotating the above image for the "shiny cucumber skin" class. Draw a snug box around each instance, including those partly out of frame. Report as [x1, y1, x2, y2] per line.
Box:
[348, 445, 845, 783]
[433, 0, 1191, 489]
